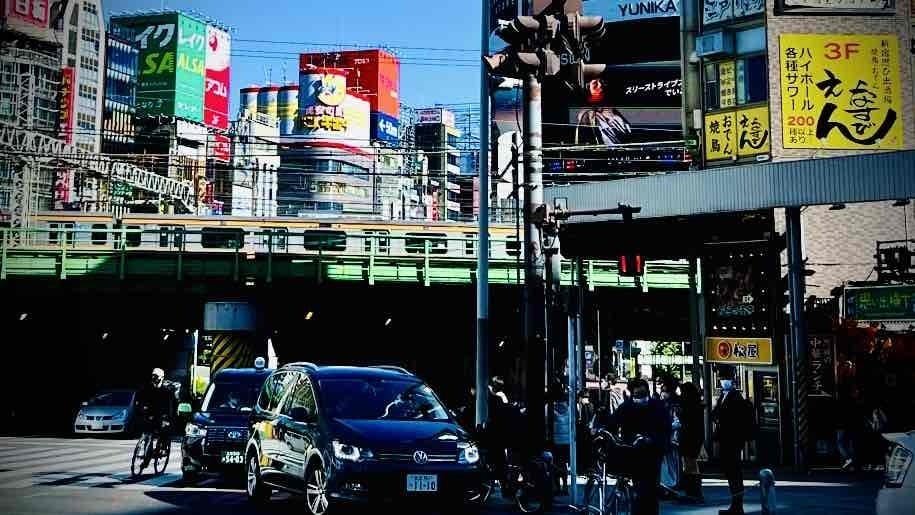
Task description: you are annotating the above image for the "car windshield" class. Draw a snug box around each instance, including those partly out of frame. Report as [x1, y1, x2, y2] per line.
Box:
[320, 378, 450, 422]
[87, 392, 133, 407]
[201, 382, 260, 413]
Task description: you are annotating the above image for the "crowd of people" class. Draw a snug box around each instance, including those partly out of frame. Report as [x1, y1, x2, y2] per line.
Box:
[459, 365, 756, 515]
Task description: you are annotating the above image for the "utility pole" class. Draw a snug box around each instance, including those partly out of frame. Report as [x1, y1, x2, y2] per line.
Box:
[786, 207, 809, 470]
[680, 0, 701, 145]
[475, 0, 491, 430]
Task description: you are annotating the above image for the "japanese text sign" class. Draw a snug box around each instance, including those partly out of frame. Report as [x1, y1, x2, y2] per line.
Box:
[780, 34, 903, 150]
[719, 61, 736, 109]
[845, 285, 915, 321]
[704, 105, 771, 161]
[705, 337, 773, 365]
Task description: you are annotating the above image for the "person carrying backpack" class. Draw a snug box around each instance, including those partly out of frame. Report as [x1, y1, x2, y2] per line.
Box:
[711, 366, 755, 515]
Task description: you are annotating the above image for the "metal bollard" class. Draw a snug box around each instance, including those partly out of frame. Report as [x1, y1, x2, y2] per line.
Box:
[759, 468, 776, 514]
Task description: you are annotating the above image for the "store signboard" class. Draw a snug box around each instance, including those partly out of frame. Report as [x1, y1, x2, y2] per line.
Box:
[809, 334, 836, 397]
[845, 285, 915, 321]
[705, 337, 773, 365]
[777, 0, 895, 15]
[779, 34, 903, 150]
[704, 105, 771, 161]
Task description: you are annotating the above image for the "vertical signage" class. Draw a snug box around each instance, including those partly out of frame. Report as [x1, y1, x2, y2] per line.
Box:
[127, 13, 178, 117]
[779, 34, 903, 150]
[58, 67, 75, 144]
[175, 14, 206, 123]
[719, 61, 736, 109]
[705, 105, 771, 161]
[204, 26, 230, 130]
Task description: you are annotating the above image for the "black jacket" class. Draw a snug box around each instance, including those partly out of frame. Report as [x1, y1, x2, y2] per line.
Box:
[136, 383, 176, 422]
[606, 398, 672, 454]
[712, 390, 753, 448]
[678, 399, 705, 458]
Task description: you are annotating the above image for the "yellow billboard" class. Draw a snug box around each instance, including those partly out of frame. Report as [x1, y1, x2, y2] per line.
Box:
[779, 34, 903, 150]
[704, 105, 771, 161]
[705, 337, 774, 365]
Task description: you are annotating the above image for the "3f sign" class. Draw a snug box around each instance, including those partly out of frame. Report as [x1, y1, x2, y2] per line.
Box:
[824, 42, 859, 60]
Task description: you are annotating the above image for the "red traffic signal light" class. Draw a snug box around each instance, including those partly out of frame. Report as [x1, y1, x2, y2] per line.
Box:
[619, 253, 644, 277]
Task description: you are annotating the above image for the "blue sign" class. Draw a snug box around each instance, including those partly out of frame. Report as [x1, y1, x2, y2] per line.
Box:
[371, 112, 399, 144]
[584, 0, 680, 23]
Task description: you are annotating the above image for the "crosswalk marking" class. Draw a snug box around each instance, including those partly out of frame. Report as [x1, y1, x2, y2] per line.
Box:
[0, 437, 184, 490]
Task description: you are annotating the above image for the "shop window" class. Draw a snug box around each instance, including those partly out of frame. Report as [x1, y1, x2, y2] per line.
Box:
[735, 27, 766, 54]
[705, 55, 768, 111]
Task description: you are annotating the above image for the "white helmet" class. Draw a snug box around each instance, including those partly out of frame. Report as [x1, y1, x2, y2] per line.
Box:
[152, 368, 165, 382]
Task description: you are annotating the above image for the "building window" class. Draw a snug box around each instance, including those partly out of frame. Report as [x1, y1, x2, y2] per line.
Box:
[704, 55, 768, 111]
[82, 1, 98, 15]
[80, 56, 98, 74]
[446, 154, 460, 167]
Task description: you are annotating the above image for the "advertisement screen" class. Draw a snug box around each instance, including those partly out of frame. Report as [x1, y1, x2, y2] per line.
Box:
[204, 26, 230, 130]
[779, 34, 903, 150]
[703, 245, 774, 339]
[175, 14, 206, 123]
[2, 0, 52, 42]
[493, 85, 522, 134]
[583, 0, 680, 23]
[58, 67, 75, 144]
[118, 13, 179, 118]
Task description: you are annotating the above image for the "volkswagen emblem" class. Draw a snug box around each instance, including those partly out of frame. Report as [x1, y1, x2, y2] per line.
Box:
[412, 450, 428, 465]
[227, 430, 243, 440]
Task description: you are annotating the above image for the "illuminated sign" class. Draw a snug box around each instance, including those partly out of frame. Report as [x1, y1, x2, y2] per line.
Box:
[779, 33, 903, 150]
[705, 337, 773, 365]
[58, 67, 74, 145]
[587, 0, 680, 23]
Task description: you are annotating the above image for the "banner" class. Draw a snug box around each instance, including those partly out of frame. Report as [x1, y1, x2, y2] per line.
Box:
[809, 334, 836, 397]
[704, 105, 771, 161]
[779, 34, 903, 150]
[58, 67, 75, 144]
[204, 26, 230, 130]
[127, 13, 179, 118]
[705, 337, 773, 365]
[175, 14, 206, 123]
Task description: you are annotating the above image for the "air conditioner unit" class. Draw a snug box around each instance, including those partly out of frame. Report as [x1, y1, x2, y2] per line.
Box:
[696, 31, 734, 58]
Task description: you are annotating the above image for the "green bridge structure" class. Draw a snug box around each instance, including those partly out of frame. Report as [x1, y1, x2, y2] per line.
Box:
[0, 227, 690, 291]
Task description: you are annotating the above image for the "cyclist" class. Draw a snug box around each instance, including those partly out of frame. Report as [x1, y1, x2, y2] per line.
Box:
[596, 378, 671, 515]
[135, 368, 175, 460]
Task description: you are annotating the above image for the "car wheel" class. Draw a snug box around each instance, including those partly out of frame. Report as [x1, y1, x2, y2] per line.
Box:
[304, 462, 330, 515]
[246, 454, 270, 503]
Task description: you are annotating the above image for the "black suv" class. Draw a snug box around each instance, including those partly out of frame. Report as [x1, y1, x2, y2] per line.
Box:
[181, 366, 272, 481]
[245, 363, 483, 513]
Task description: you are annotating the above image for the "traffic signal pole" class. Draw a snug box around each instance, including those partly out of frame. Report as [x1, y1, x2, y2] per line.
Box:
[475, 0, 491, 431]
[522, 70, 547, 449]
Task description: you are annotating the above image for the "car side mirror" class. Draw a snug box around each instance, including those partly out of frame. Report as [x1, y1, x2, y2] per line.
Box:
[290, 406, 315, 423]
[177, 403, 193, 415]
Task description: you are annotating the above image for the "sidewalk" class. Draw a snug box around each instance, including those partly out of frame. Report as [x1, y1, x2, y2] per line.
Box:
[489, 467, 883, 514]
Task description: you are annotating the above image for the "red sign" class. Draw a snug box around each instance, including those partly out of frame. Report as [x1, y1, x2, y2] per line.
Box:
[299, 49, 400, 119]
[53, 169, 71, 204]
[58, 67, 74, 144]
[204, 26, 230, 130]
[4, 0, 50, 29]
[210, 133, 231, 163]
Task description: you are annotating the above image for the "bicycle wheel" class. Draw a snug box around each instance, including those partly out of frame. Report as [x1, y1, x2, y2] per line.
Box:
[130, 436, 147, 478]
[607, 482, 631, 515]
[153, 437, 171, 475]
[582, 475, 604, 514]
[513, 463, 546, 513]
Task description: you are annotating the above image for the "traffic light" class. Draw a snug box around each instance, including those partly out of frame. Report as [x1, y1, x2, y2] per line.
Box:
[484, 15, 562, 79]
[618, 253, 644, 277]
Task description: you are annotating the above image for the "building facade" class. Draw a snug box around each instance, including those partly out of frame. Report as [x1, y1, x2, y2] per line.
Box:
[56, 0, 105, 154]
[213, 112, 279, 217]
[101, 31, 137, 155]
[414, 108, 462, 221]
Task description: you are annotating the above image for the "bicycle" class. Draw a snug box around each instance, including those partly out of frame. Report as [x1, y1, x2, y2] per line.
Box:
[130, 418, 171, 478]
[579, 430, 635, 515]
[477, 446, 554, 513]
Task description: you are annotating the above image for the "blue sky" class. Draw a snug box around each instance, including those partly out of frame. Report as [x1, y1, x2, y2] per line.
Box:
[104, 0, 482, 114]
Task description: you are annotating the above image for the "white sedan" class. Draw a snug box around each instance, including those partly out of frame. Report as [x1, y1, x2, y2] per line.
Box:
[876, 430, 915, 515]
[74, 390, 137, 435]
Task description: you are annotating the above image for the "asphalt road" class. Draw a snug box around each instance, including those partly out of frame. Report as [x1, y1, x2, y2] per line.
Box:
[0, 437, 884, 514]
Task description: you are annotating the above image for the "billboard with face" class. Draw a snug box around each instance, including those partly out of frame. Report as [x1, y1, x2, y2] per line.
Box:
[204, 26, 230, 130]
[298, 70, 370, 144]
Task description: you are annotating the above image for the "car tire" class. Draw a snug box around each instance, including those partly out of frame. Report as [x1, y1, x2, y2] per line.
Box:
[304, 461, 330, 515]
[246, 454, 270, 503]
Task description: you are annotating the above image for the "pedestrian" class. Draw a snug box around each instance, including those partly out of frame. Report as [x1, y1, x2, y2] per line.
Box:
[549, 384, 571, 494]
[658, 375, 682, 497]
[711, 366, 754, 515]
[678, 381, 705, 503]
[603, 378, 671, 515]
[577, 389, 595, 469]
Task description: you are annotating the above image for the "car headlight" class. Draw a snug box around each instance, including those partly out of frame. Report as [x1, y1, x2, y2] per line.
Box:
[885, 444, 912, 487]
[333, 440, 370, 462]
[458, 442, 480, 464]
[185, 423, 207, 438]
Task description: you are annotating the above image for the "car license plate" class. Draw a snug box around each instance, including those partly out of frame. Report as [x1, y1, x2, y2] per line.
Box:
[221, 451, 244, 465]
[406, 474, 437, 492]
[90, 422, 103, 430]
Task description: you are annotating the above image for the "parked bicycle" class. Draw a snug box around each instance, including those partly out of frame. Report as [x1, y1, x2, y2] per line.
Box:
[477, 446, 556, 513]
[130, 417, 171, 477]
[580, 430, 636, 515]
